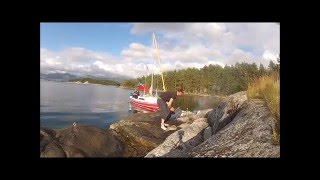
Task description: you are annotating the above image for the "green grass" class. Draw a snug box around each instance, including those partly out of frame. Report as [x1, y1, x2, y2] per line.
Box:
[247, 74, 280, 145]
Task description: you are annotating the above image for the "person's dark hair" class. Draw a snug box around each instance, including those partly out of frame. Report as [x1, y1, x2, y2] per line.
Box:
[177, 88, 184, 93]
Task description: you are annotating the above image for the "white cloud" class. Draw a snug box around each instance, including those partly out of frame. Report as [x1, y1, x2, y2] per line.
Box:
[41, 47, 164, 79]
[121, 43, 153, 63]
[262, 49, 279, 62]
[130, 22, 280, 65]
[124, 23, 278, 69]
[228, 49, 255, 64]
[41, 23, 279, 79]
[130, 23, 188, 35]
[225, 23, 280, 54]
[41, 47, 123, 77]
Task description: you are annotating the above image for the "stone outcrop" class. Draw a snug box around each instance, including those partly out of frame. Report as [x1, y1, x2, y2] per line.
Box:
[109, 111, 183, 157]
[144, 91, 279, 158]
[206, 91, 247, 135]
[145, 117, 209, 157]
[40, 126, 125, 157]
[189, 100, 280, 157]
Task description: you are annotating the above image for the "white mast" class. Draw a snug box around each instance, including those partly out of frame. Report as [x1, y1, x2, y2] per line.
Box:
[144, 65, 147, 96]
[153, 32, 166, 91]
[149, 35, 156, 96]
[149, 71, 153, 95]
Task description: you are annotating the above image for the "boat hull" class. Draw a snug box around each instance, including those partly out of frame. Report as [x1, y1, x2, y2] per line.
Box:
[130, 96, 159, 112]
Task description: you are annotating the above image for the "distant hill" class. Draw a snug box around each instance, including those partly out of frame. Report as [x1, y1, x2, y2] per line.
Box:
[40, 73, 77, 81]
[40, 73, 46, 79]
[41, 72, 130, 83]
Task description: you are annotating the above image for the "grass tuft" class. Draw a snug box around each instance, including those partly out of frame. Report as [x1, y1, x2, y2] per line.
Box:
[247, 74, 280, 145]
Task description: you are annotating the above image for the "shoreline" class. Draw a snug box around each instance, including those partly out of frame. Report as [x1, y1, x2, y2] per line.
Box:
[52, 80, 226, 98]
[67, 81, 120, 87]
[183, 92, 226, 98]
[118, 86, 226, 98]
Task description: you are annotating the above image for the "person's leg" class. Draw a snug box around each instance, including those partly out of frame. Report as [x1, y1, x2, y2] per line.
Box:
[157, 99, 170, 130]
[173, 107, 182, 120]
[163, 105, 171, 127]
[168, 107, 181, 121]
[164, 113, 171, 126]
[161, 119, 167, 130]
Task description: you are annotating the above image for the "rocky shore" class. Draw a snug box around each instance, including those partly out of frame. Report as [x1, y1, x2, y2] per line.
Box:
[40, 91, 280, 157]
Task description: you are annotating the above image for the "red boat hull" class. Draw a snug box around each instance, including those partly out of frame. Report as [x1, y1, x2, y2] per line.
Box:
[130, 98, 159, 112]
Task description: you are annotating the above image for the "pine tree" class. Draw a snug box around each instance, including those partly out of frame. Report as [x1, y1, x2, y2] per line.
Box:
[259, 63, 266, 76]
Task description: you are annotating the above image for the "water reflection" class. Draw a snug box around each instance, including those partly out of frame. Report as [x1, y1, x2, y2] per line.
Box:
[174, 95, 221, 111]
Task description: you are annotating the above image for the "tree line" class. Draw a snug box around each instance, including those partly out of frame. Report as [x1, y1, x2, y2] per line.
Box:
[121, 60, 280, 96]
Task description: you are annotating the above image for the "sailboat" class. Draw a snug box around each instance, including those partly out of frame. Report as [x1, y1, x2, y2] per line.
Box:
[130, 32, 166, 112]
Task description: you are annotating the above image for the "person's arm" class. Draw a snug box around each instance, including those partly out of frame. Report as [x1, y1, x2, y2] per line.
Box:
[170, 106, 175, 112]
[167, 98, 174, 108]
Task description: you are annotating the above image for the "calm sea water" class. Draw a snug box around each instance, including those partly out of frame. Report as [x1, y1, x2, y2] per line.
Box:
[40, 79, 221, 129]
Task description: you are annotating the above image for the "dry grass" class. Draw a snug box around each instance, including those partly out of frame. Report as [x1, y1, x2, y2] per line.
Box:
[247, 74, 280, 145]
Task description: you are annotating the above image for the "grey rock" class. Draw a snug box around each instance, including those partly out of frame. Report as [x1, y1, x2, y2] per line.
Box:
[190, 100, 280, 158]
[145, 117, 208, 157]
[177, 116, 192, 123]
[40, 128, 55, 152]
[108, 111, 183, 157]
[178, 124, 190, 129]
[41, 141, 66, 158]
[40, 126, 125, 157]
[207, 91, 247, 134]
[192, 118, 208, 124]
[203, 127, 212, 141]
[166, 125, 178, 131]
[62, 145, 86, 157]
[56, 126, 125, 157]
[195, 109, 214, 119]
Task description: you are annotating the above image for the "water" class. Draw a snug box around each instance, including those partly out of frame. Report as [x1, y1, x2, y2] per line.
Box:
[174, 94, 222, 112]
[41, 79, 222, 129]
[41, 80, 132, 129]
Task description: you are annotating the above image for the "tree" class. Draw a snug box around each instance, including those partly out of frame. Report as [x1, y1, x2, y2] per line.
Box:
[276, 56, 280, 72]
[268, 60, 276, 71]
[259, 63, 266, 76]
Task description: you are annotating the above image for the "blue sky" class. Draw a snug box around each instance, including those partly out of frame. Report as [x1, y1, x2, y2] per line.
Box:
[41, 23, 151, 55]
[40, 23, 280, 78]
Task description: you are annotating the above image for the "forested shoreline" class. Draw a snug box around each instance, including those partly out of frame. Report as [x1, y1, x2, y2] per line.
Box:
[121, 59, 280, 96]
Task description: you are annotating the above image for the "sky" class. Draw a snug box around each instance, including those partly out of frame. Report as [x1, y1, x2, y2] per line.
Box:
[40, 23, 280, 79]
